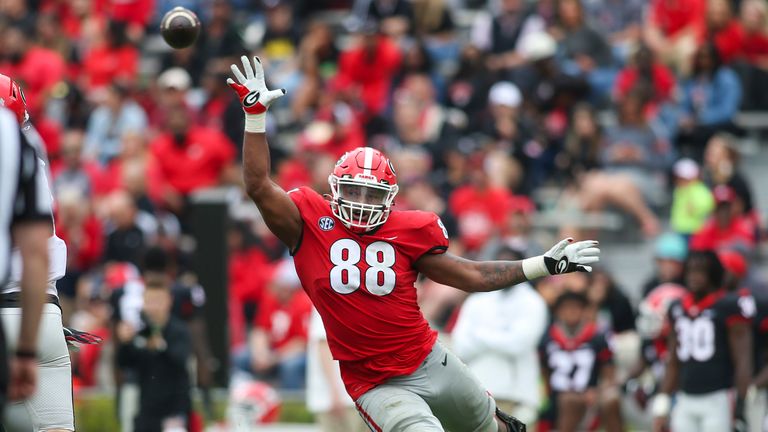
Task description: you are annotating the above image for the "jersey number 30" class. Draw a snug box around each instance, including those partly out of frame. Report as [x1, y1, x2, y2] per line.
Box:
[330, 239, 396, 296]
[675, 317, 715, 362]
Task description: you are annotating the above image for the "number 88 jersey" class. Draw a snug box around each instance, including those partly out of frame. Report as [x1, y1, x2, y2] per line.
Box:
[288, 186, 449, 399]
[668, 289, 755, 394]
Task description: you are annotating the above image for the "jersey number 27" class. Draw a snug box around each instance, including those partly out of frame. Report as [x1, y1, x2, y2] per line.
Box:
[330, 239, 396, 296]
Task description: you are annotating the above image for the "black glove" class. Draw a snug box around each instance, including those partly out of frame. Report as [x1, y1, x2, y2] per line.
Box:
[734, 397, 747, 432]
[496, 407, 526, 432]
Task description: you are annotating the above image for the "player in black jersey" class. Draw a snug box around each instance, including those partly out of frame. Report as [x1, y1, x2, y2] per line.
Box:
[749, 294, 768, 432]
[652, 250, 754, 432]
[539, 291, 622, 432]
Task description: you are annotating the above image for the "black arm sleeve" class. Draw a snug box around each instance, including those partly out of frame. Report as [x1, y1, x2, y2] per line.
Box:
[12, 128, 51, 225]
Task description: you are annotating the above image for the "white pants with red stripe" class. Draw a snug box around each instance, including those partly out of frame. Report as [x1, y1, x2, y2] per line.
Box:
[355, 341, 498, 432]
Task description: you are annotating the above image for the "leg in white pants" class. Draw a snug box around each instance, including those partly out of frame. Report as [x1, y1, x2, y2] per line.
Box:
[671, 390, 731, 432]
[0, 303, 74, 431]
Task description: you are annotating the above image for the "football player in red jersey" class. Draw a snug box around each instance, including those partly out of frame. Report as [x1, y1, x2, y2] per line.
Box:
[227, 56, 600, 432]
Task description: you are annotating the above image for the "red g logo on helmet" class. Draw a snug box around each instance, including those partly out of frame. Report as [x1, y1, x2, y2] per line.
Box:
[328, 147, 399, 231]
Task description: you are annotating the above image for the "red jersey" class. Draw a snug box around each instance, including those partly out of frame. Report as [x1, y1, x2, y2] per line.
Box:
[150, 126, 235, 195]
[288, 186, 448, 399]
[255, 290, 312, 351]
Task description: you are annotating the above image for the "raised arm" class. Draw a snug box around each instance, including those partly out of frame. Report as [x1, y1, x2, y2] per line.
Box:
[227, 55, 302, 251]
[415, 238, 600, 292]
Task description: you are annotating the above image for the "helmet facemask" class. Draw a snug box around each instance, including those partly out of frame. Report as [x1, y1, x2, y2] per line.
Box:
[328, 175, 399, 231]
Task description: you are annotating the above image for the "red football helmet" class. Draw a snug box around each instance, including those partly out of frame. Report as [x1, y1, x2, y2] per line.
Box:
[228, 379, 281, 425]
[328, 147, 399, 231]
[0, 74, 29, 125]
[636, 283, 688, 339]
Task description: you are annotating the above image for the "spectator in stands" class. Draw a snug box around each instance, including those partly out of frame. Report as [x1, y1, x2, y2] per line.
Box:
[581, 0, 644, 60]
[453, 245, 548, 427]
[387, 73, 458, 156]
[55, 187, 104, 321]
[702, 134, 760, 231]
[336, 21, 402, 126]
[0, 23, 66, 116]
[243, 259, 312, 390]
[291, 21, 340, 121]
[670, 158, 714, 236]
[613, 45, 677, 119]
[260, 0, 303, 99]
[520, 31, 589, 133]
[35, 12, 73, 62]
[391, 40, 446, 103]
[84, 83, 148, 165]
[228, 221, 272, 333]
[736, 0, 768, 109]
[674, 42, 742, 156]
[690, 184, 757, 253]
[642, 232, 689, 296]
[104, 190, 147, 267]
[103, 0, 154, 41]
[82, 20, 139, 92]
[591, 91, 672, 226]
[412, 0, 459, 69]
[553, 0, 617, 101]
[306, 309, 368, 432]
[448, 154, 516, 254]
[194, 0, 245, 66]
[643, 0, 706, 74]
[116, 273, 192, 432]
[707, 0, 745, 64]
[52, 129, 105, 198]
[480, 81, 538, 190]
[364, 0, 413, 38]
[445, 46, 494, 132]
[0, 0, 34, 29]
[470, 0, 546, 73]
[150, 103, 236, 204]
[556, 101, 661, 237]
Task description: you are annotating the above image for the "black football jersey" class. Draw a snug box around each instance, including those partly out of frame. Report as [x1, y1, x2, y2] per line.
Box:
[668, 289, 755, 394]
[540, 323, 613, 392]
[753, 295, 768, 375]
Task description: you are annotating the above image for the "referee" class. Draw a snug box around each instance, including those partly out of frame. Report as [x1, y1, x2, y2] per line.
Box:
[0, 104, 49, 411]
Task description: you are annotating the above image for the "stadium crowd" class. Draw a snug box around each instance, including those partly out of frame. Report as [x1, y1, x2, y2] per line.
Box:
[1, 0, 768, 430]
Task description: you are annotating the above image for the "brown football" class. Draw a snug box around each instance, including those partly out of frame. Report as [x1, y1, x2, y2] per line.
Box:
[160, 6, 200, 49]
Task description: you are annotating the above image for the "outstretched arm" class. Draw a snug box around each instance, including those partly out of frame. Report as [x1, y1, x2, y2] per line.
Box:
[228, 55, 302, 250]
[415, 238, 600, 292]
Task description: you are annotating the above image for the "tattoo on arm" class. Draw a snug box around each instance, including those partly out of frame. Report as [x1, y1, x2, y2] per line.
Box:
[443, 254, 527, 292]
[474, 260, 527, 292]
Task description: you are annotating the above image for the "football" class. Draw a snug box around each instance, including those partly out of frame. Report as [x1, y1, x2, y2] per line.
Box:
[160, 6, 200, 49]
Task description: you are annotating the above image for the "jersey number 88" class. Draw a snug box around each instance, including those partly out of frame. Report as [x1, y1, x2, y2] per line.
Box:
[330, 239, 396, 296]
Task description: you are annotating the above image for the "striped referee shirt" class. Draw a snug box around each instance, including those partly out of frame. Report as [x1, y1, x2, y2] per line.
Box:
[0, 108, 51, 286]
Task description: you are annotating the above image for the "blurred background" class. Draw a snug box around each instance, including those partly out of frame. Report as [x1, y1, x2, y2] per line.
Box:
[2, 0, 767, 430]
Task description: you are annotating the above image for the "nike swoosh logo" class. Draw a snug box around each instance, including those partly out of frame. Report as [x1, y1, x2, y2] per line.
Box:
[384, 236, 398, 241]
[441, 354, 447, 366]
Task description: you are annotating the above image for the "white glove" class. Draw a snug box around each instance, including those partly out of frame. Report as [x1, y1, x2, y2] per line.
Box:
[227, 55, 286, 133]
[522, 238, 600, 280]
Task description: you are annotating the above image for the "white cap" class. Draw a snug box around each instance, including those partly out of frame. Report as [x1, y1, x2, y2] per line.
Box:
[158, 67, 192, 91]
[673, 158, 700, 180]
[520, 32, 557, 61]
[271, 259, 301, 290]
[488, 81, 522, 108]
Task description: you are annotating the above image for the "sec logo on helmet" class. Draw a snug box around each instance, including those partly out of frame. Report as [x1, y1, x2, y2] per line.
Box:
[318, 216, 335, 231]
